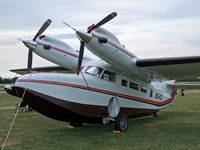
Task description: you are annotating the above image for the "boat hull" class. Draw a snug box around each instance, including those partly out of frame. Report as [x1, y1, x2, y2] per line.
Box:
[8, 86, 158, 123]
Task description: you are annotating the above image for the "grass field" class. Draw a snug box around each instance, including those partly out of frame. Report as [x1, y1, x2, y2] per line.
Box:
[0, 84, 6, 93]
[0, 89, 200, 150]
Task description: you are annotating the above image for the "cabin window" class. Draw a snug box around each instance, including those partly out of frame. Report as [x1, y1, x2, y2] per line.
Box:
[141, 86, 147, 93]
[150, 88, 153, 97]
[121, 79, 128, 87]
[129, 82, 139, 90]
[102, 70, 116, 82]
[82, 66, 103, 78]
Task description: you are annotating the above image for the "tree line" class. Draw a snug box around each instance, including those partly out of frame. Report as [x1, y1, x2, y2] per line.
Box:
[0, 77, 18, 83]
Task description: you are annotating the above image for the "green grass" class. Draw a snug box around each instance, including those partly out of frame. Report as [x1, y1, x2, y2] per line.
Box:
[0, 84, 5, 91]
[0, 90, 200, 150]
[0, 84, 8, 88]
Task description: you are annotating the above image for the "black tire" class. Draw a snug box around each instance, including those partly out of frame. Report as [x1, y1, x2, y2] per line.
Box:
[114, 114, 128, 131]
[69, 121, 83, 127]
[153, 112, 158, 117]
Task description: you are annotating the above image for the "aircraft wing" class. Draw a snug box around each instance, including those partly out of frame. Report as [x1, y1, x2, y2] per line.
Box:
[167, 83, 200, 89]
[136, 56, 200, 80]
[10, 66, 73, 75]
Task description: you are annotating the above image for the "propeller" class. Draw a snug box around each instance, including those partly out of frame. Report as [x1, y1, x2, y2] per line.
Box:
[27, 19, 52, 73]
[77, 41, 85, 75]
[76, 12, 117, 75]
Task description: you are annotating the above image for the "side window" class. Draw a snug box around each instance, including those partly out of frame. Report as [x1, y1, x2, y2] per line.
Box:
[141, 86, 147, 93]
[129, 82, 139, 90]
[121, 79, 128, 87]
[102, 70, 116, 82]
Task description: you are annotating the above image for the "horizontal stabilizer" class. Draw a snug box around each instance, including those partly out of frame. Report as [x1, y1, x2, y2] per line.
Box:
[10, 66, 73, 75]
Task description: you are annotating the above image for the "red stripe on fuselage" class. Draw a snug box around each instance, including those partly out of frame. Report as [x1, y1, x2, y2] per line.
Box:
[16, 79, 176, 106]
[37, 42, 88, 60]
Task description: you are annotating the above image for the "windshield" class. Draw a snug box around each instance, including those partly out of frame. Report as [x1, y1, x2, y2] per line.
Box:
[82, 66, 103, 78]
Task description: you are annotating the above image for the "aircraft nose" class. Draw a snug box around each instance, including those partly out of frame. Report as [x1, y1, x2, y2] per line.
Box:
[22, 40, 37, 50]
[76, 31, 92, 43]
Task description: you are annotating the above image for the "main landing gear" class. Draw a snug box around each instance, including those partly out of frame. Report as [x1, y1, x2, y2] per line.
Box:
[114, 114, 128, 131]
[107, 97, 128, 132]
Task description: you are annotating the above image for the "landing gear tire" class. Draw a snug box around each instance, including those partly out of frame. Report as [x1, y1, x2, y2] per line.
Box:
[69, 121, 83, 127]
[114, 114, 128, 131]
[153, 112, 158, 118]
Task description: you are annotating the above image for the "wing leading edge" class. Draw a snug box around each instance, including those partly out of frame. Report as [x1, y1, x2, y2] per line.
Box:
[136, 56, 200, 80]
[167, 83, 200, 89]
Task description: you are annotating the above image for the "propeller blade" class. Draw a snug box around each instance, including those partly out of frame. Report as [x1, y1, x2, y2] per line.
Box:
[88, 12, 117, 33]
[33, 19, 52, 41]
[27, 49, 33, 73]
[77, 41, 85, 75]
[62, 21, 76, 31]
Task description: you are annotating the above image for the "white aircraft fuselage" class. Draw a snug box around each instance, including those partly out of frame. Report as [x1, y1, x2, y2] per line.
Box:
[10, 70, 176, 124]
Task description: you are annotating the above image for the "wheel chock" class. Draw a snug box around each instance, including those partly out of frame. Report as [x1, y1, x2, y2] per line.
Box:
[68, 125, 74, 128]
[113, 130, 120, 133]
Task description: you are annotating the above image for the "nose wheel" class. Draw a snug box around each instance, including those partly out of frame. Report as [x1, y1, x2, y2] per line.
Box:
[114, 114, 128, 131]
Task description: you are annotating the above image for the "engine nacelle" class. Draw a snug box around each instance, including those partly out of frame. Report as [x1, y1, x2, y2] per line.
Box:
[35, 35, 90, 71]
[85, 28, 140, 76]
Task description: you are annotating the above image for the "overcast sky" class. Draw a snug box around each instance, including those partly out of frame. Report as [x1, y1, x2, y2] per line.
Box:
[0, 0, 200, 78]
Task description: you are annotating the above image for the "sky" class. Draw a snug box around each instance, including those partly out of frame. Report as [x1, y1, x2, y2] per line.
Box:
[0, 0, 200, 78]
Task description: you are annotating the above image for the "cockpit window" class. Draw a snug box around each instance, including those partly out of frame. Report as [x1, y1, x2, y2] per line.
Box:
[82, 66, 103, 78]
[102, 70, 116, 82]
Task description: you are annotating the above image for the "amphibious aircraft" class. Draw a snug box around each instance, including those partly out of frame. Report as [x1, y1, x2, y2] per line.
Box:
[5, 12, 200, 131]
